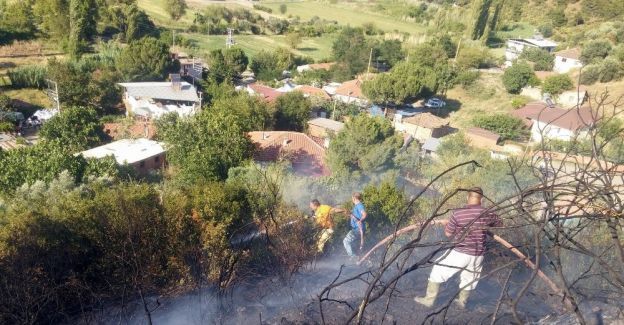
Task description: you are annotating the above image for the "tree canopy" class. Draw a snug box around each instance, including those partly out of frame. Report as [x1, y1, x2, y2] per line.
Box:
[39, 106, 106, 151]
[274, 92, 312, 131]
[116, 37, 173, 81]
[502, 61, 538, 94]
[165, 0, 188, 21]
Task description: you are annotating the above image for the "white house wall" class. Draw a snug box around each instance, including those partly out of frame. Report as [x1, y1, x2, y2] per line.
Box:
[530, 120, 579, 142]
[554, 57, 583, 74]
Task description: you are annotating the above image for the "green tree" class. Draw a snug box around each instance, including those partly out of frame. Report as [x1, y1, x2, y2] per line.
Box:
[0, 0, 36, 37]
[542, 74, 573, 96]
[331, 27, 370, 78]
[156, 109, 254, 183]
[33, 0, 70, 43]
[502, 61, 537, 94]
[279, 3, 287, 14]
[47, 58, 92, 107]
[68, 0, 98, 58]
[208, 48, 249, 83]
[117, 37, 172, 81]
[39, 106, 105, 151]
[211, 93, 274, 131]
[374, 39, 404, 68]
[104, 3, 158, 42]
[286, 32, 302, 50]
[547, 8, 567, 27]
[165, 0, 187, 21]
[362, 180, 409, 229]
[274, 92, 311, 131]
[249, 48, 293, 81]
[581, 40, 612, 64]
[471, 0, 493, 40]
[472, 114, 527, 141]
[519, 47, 554, 71]
[0, 94, 11, 112]
[455, 46, 491, 69]
[327, 115, 402, 173]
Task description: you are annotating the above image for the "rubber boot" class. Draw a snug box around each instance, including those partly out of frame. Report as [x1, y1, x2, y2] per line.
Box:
[456, 289, 470, 309]
[414, 281, 440, 307]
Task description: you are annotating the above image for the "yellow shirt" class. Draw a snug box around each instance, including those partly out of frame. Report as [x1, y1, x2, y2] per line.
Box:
[315, 205, 334, 229]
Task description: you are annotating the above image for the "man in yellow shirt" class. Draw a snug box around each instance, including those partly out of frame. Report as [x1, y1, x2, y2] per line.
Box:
[309, 199, 345, 253]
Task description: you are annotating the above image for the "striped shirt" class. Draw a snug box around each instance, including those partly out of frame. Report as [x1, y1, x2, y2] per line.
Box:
[446, 204, 502, 256]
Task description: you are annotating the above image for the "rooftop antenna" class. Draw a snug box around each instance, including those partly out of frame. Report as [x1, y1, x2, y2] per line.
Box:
[226, 28, 235, 49]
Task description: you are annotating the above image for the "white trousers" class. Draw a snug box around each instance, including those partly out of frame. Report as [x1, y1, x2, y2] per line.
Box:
[428, 249, 484, 291]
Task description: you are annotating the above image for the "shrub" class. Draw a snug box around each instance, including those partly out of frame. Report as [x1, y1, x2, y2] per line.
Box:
[502, 61, 536, 94]
[580, 64, 601, 85]
[542, 74, 573, 95]
[455, 70, 480, 88]
[511, 96, 530, 109]
[581, 40, 612, 64]
[7, 65, 47, 89]
[599, 58, 624, 82]
[253, 4, 272, 13]
[538, 24, 553, 38]
[519, 47, 554, 71]
[472, 114, 527, 141]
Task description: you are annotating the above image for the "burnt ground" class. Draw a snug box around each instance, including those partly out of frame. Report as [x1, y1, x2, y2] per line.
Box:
[90, 230, 624, 325]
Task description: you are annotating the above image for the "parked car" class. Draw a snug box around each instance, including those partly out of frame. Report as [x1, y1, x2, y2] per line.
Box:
[425, 98, 446, 108]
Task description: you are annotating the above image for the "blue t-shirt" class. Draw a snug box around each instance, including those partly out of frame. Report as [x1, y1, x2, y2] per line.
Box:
[350, 202, 366, 232]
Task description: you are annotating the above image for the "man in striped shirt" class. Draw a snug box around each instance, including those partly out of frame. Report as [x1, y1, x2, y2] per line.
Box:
[415, 187, 502, 309]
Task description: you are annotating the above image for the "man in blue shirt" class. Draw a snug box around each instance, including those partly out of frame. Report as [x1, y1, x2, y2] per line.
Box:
[343, 192, 367, 258]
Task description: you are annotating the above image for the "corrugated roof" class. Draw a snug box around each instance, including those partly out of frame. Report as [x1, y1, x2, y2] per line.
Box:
[307, 118, 344, 132]
[555, 47, 581, 60]
[247, 131, 328, 177]
[80, 138, 165, 165]
[422, 137, 441, 152]
[119, 82, 199, 102]
[403, 113, 449, 129]
[466, 127, 500, 142]
[512, 102, 595, 131]
[510, 37, 557, 48]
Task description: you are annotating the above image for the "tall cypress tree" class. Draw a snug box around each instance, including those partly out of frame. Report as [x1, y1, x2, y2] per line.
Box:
[471, 0, 492, 40]
[68, 0, 98, 58]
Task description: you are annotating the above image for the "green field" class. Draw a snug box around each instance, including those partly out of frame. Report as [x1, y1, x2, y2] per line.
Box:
[137, 0, 197, 28]
[262, 1, 425, 35]
[184, 33, 336, 61]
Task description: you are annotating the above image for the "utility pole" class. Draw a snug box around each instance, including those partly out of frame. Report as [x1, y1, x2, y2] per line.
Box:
[172, 30, 176, 51]
[226, 28, 234, 49]
[366, 48, 373, 76]
[46, 79, 60, 111]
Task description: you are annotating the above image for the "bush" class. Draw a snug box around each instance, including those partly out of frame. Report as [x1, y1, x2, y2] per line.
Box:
[580, 64, 601, 85]
[455, 70, 480, 88]
[542, 74, 573, 95]
[538, 24, 553, 38]
[519, 47, 554, 71]
[455, 47, 491, 69]
[502, 61, 536, 94]
[511, 96, 530, 109]
[7, 65, 47, 89]
[253, 4, 272, 13]
[599, 58, 624, 82]
[473, 114, 527, 141]
[581, 40, 612, 64]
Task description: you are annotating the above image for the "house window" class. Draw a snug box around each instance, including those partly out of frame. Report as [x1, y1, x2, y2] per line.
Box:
[561, 58, 567, 62]
[139, 161, 146, 168]
[155, 156, 160, 163]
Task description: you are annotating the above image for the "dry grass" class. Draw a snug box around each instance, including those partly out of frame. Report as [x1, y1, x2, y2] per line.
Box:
[445, 72, 515, 128]
[1, 88, 52, 109]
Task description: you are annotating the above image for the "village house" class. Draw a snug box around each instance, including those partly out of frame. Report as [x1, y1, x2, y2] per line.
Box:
[119, 75, 201, 119]
[557, 87, 588, 108]
[512, 102, 595, 142]
[505, 35, 558, 65]
[245, 83, 282, 104]
[334, 79, 367, 106]
[307, 117, 344, 148]
[247, 131, 329, 177]
[173, 52, 204, 81]
[466, 127, 501, 150]
[295, 85, 331, 101]
[554, 48, 583, 73]
[79, 138, 166, 175]
[393, 113, 452, 142]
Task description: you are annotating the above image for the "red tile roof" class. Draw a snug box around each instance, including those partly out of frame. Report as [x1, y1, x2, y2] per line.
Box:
[335, 79, 364, 98]
[247, 131, 329, 177]
[248, 83, 282, 103]
[555, 47, 581, 60]
[295, 85, 331, 100]
[512, 102, 595, 131]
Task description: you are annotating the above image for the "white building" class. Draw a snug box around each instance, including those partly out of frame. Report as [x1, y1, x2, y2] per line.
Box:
[512, 102, 595, 142]
[119, 76, 201, 119]
[79, 138, 166, 174]
[505, 36, 558, 65]
[554, 48, 583, 73]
